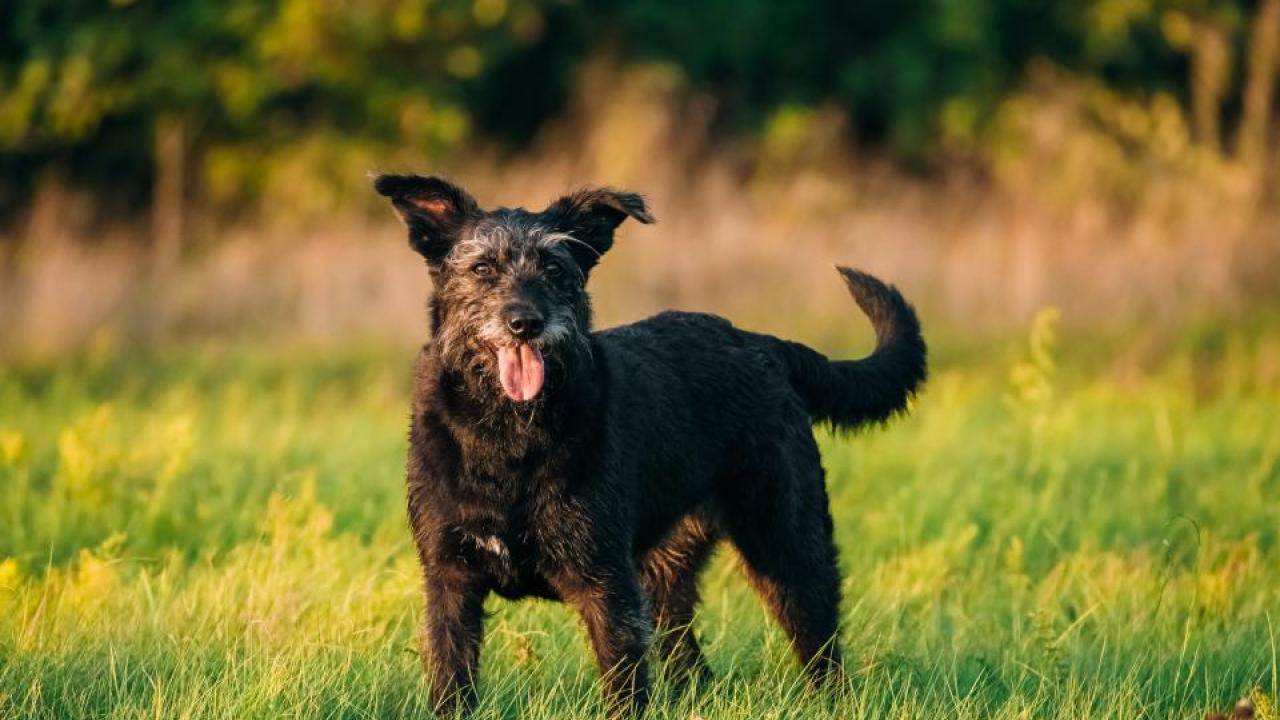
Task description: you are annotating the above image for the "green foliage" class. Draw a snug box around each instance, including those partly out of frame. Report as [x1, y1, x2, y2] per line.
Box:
[0, 0, 576, 215]
[0, 327, 1277, 718]
[0, 0, 1269, 219]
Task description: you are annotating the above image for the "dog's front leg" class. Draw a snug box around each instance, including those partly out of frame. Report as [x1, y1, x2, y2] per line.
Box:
[559, 570, 654, 716]
[422, 565, 488, 715]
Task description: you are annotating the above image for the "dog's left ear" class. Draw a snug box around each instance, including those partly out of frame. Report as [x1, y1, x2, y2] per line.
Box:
[374, 174, 480, 264]
[543, 187, 654, 272]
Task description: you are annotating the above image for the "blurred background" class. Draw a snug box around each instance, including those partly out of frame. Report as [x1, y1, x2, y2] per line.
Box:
[1, 0, 1279, 357]
[3, 5, 1280, 716]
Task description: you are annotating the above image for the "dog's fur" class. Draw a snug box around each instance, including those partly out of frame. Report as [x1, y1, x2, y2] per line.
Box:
[374, 175, 927, 715]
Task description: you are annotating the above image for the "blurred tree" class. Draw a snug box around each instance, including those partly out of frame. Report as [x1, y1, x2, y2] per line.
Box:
[0, 0, 1275, 229]
[0, 0, 571, 229]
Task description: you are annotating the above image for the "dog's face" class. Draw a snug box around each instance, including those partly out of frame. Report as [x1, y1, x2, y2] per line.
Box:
[375, 175, 653, 402]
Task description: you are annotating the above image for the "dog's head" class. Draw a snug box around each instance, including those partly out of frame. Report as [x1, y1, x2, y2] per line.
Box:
[375, 174, 653, 403]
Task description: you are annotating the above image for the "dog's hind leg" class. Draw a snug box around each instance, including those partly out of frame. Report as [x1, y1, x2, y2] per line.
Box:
[638, 512, 719, 690]
[720, 434, 845, 688]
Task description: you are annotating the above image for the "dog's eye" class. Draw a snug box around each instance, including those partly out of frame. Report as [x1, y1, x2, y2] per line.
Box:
[472, 262, 495, 278]
[545, 261, 563, 277]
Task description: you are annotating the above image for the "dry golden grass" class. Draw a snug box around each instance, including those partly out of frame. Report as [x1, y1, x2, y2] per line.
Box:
[2, 61, 1277, 359]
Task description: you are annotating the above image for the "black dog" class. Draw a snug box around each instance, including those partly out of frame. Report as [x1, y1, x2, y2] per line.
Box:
[374, 175, 926, 715]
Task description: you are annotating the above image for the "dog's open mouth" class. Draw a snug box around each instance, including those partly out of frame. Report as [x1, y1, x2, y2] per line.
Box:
[496, 344, 544, 401]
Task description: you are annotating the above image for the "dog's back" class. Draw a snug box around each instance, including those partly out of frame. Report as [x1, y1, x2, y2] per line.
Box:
[591, 266, 925, 562]
[594, 266, 925, 452]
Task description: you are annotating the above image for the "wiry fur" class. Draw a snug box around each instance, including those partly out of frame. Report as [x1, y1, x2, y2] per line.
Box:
[374, 174, 927, 716]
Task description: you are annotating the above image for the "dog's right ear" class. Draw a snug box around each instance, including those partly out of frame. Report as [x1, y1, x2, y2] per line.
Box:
[373, 174, 480, 264]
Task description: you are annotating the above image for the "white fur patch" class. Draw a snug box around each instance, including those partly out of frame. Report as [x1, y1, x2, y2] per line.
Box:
[472, 533, 509, 561]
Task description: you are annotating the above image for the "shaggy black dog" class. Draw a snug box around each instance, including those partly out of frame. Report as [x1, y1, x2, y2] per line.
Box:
[374, 174, 926, 716]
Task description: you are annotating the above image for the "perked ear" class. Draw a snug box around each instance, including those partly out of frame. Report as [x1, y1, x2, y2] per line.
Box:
[543, 187, 655, 272]
[373, 174, 480, 264]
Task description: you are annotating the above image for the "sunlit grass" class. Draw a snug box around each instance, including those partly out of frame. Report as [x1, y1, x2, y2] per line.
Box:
[1, 320, 1278, 718]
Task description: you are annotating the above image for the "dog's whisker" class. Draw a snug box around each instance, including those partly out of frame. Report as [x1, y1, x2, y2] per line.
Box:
[551, 233, 602, 259]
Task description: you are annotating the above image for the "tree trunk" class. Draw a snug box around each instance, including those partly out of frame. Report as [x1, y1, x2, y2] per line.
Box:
[1191, 19, 1232, 153]
[151, 114, 186, 273]
[1237, 0, 1280, 166]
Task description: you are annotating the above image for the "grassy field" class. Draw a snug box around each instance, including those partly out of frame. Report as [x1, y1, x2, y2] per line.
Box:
[1, 314, 1278, 719]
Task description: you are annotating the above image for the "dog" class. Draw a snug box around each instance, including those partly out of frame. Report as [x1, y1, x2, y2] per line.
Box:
[374, 174, 927, 716]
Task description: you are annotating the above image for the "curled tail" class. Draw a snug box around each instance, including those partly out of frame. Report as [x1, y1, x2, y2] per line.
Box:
[773, 267, 927, 430]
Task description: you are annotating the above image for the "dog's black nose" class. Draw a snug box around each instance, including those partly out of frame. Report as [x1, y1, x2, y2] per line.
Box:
[505, 307, 545, 340]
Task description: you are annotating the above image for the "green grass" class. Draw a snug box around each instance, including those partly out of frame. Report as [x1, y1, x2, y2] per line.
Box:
[1, 317, 1278, 719]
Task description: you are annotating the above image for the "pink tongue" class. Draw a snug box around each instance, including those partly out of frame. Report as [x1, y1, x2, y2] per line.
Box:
[496, 344, 545, 401]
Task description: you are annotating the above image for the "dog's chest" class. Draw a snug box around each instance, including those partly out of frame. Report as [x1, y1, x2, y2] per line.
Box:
[463, 530, 520, 586]
[452, 513, 558, 599]
[429, 415, 584, 599]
